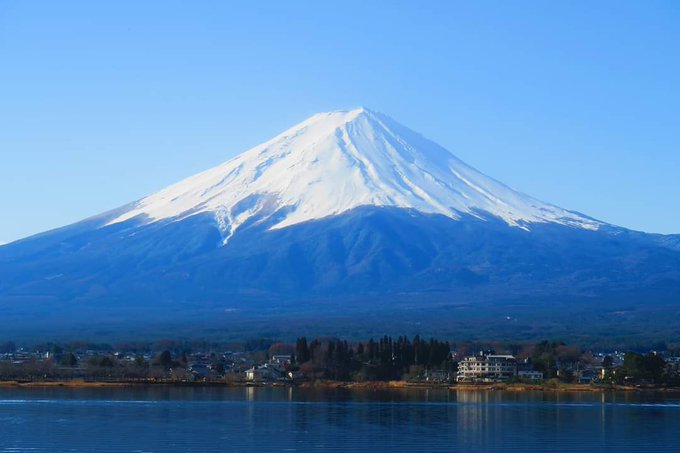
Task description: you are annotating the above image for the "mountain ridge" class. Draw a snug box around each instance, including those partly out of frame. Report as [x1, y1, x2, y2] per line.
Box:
[103, 107, 601, 245]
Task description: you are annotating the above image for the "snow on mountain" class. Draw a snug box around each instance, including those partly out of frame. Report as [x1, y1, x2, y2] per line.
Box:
[108, 107, 601, 243]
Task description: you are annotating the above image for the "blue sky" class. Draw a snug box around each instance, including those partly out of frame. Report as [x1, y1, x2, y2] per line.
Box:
[1, 0, 679, 243]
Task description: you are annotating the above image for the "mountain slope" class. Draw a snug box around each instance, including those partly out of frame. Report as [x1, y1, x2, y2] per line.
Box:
[107, 108, 600, 244]
[0, 108, 678, 340]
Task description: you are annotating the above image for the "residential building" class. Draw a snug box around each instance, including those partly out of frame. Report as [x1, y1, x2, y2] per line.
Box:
[244, 364, 284, 382]
[270, 355, 292, 366]
[517, 370, 543, 381]
[425, 370, 450, 383]
[576, 368, 598, 384]
[666, 357, 680, 370]
[457, 352, 517, 383]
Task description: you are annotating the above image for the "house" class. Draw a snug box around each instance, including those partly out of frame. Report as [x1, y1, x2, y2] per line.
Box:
[189, 364, 211, 380]
[244, 364, 285, 382]
[516, 358, 543, 380]
[425, 370, 450, 383]
[457, 351, 517, 383]
[666, 357, 680, 371]
[517, 370, 543, 381]
[270, 355, 292, 366]
[576, 368, 598, 384]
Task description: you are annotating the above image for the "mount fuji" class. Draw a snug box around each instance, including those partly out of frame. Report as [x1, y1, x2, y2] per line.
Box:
[1, 108, 679, 340]
[106, 108, 600, 237]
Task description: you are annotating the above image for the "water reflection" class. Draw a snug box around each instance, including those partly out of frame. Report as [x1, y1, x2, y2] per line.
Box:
[245, 386, 254, 401]
[0, 387, 679, 452]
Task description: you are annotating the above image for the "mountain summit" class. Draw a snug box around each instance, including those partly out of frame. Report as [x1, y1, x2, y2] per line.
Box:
[108, 108, 599, 244]
[1, 108, 679, 340]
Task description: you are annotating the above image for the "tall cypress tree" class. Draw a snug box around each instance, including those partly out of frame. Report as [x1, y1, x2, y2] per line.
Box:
[295, 337, 310, 364]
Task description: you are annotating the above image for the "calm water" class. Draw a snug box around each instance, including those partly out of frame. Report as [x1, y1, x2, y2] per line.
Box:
[1, 386, 679, 452]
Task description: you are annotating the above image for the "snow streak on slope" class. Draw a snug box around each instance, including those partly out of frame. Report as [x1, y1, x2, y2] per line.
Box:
[108, 108, 601, 243]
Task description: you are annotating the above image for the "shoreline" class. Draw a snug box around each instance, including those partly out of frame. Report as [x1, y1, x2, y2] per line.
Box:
[1, 379, 677, 392]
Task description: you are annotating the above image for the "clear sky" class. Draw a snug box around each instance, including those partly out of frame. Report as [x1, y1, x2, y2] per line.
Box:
[1, 0, 679, 243]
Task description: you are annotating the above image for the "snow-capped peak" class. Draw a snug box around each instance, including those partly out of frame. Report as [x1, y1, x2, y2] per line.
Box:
[107, 107, 601, 243]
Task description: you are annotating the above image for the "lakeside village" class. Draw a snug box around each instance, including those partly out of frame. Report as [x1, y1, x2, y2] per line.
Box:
[2, 337, 680, 387]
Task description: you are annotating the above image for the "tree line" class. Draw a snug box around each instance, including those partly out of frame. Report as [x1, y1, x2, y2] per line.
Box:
[293, 335, 453, 381]
[3, 335, 680, 385]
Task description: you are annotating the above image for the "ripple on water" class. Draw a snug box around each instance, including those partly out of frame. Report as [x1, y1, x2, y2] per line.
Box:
[0, 388, 679, 452]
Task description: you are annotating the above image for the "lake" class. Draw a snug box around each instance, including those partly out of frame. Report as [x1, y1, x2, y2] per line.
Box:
[1, 386, 679, 452]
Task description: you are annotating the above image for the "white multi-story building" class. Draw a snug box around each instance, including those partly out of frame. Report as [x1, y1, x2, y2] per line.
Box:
[457, 352, 517, 382]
